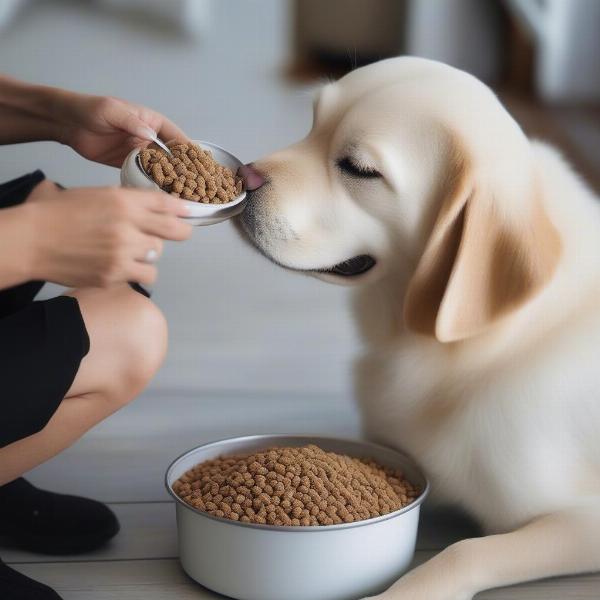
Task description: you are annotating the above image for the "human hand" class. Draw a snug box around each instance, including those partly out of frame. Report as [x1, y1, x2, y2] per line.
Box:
[23, 180, 192, 288]
[55, 92, 188, 167]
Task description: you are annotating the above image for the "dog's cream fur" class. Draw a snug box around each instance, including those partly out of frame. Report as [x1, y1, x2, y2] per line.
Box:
[238, 57, 600, 599]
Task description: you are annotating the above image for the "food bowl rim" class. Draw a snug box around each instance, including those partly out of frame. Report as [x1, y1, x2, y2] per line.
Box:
[133, 139, 247, 211]
[165, 433, 430, 533]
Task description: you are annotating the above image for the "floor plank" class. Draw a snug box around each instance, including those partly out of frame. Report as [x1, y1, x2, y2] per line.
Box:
[12, 556, 599, 600]
[1, 501, 483, 565]
[12, 559, 220, 600]
[1, 503, 177, 564]
[417, 505, 482, 551]
[398, 553, 600, 599]
[474, 575, 600, 599]
[2, 500, 590, 600]
[25, 390, 361, 503]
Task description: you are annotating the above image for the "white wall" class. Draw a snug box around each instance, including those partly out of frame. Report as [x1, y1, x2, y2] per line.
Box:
[0, 0, 359, 400]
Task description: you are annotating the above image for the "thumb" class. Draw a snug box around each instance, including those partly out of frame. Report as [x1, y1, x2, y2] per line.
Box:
[123, 113, 156, 143]
[106, 104, 156, 142]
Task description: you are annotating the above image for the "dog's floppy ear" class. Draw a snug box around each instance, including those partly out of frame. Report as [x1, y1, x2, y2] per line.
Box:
[404, 154, 561, 342]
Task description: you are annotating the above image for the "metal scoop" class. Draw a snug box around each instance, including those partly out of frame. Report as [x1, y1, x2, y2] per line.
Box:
[145, 130, 173, 157]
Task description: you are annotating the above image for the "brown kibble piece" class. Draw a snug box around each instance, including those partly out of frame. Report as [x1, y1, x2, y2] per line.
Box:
[174, 444, 419, 527]
[139, 142, 243, 203]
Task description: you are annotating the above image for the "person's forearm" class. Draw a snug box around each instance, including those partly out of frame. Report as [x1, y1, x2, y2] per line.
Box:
[0, 74, 70, 145]
[0, 204, 35, 289]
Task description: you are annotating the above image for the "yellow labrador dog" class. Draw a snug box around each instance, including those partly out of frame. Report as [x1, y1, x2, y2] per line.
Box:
[237, 57, 600, 599]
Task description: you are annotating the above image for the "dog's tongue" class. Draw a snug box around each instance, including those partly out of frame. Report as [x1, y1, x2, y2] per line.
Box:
[238, 164, 265, 191]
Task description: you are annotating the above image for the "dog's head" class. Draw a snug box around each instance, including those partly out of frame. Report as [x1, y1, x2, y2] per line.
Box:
[237, 57, 561, 342]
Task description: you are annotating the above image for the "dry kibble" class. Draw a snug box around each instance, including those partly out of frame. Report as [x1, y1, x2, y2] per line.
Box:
[139, 142, 243, 204]
[175, 445, 419, 527]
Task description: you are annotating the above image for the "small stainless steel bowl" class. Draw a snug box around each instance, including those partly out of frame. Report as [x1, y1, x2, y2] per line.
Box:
[165, 434, 429, 600]
[120, 140, 247, 226]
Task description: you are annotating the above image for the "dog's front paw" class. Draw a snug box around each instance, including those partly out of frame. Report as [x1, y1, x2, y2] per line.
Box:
[361, 591, 473, 600]
[360, 571, 475, 600]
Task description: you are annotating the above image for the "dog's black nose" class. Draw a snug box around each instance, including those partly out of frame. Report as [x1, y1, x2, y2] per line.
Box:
[238, 163, 265, 191]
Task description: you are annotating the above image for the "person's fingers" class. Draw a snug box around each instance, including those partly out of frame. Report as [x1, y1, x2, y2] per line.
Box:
[136, 210, 193, 241]
[123, 190, 192, 240]
[125, 189, 190, 217]
[156, 116, 189, 144]
[104, 97, 188, 145]
[26, 179, 60, 202]
[127, 262, 158, 286]
[104, 101, 156, 142]
[128, 135, 151, 149]
[132, 234, 163, 264]
[101, 143, 140, 168]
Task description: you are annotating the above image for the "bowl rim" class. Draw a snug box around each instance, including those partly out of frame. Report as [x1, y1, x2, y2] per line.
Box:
[165, 433, 430, 533]
[133, 139, 247, 212]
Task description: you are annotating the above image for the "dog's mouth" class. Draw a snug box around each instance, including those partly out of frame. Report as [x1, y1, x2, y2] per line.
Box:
[235, 210, 376, 279]
[317, 255, 376, 278]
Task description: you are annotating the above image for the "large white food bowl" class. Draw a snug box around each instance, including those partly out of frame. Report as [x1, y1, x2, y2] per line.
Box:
[165, 434, 429, 600]
[120, 140, 247, 226]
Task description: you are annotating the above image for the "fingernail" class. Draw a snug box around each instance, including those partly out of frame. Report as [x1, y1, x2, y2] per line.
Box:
[178, 200, 191, 215]
[140, 126, 157, 142]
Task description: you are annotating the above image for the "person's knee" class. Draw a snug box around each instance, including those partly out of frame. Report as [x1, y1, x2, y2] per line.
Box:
[112, 291, 168, 399]
[68, 286, 167, 408]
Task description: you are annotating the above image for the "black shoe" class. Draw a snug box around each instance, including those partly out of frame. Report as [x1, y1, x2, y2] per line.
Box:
[0, 478, 120, 555]
[0, 558, 63, 599]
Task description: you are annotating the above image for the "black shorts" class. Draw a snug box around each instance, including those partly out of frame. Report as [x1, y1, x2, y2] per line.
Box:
[0, 171, 90, 448]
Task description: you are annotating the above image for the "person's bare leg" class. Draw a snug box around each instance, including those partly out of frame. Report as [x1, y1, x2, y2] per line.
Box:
[0, 284, 167, 485]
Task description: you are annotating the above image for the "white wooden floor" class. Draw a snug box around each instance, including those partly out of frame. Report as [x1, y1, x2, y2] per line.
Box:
[3, 389, 598, 599]
[0, 1, 598, 598]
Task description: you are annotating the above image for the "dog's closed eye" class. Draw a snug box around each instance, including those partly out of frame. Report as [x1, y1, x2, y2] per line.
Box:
[337, 157, 382, 179]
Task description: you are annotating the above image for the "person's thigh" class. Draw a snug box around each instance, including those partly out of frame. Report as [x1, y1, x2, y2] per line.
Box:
[64, 284, 167, 404]
[0, 294, 89, 448]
